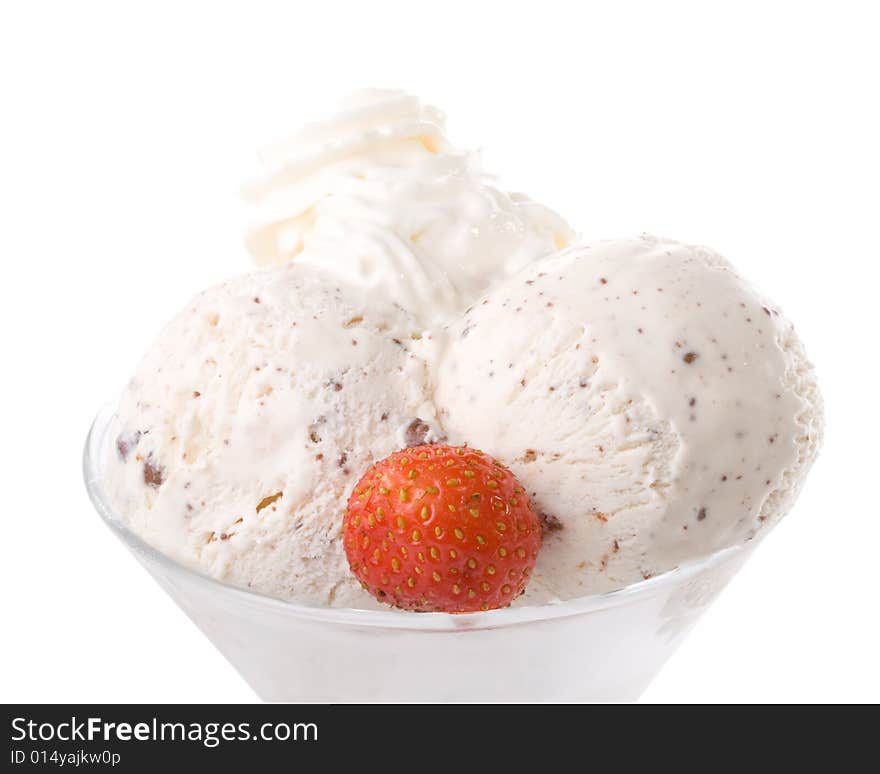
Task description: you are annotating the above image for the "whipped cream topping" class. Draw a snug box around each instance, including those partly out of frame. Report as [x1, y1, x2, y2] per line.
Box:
[243, 90, 573, 325]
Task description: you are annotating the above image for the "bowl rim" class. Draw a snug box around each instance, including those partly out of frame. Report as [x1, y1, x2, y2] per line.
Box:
[84, 404, 749, 632]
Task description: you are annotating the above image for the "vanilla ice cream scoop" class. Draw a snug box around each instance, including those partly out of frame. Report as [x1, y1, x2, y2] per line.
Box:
[104, 264, 438, 607]
[242, 90, 573, 325]
[434, 236, 823, 601]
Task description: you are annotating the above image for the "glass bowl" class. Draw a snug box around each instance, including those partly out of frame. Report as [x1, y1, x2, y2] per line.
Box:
[84, 404, 752, 702]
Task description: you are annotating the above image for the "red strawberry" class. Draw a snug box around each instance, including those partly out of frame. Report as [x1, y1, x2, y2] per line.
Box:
[343, 444, 541, 613]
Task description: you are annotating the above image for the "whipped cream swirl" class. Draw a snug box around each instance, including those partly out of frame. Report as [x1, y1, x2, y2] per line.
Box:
[243, 90, 573, 325]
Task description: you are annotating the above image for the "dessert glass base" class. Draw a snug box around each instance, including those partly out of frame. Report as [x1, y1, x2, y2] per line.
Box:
[85, 405, 753, 702]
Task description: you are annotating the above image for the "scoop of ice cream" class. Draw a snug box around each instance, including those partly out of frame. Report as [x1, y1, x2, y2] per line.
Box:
[242, 89, 573, 325]
[433, 236, 823, 601]
[104, 264, 439, 607]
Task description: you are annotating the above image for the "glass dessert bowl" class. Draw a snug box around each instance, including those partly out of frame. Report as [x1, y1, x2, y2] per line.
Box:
[85, 404, 753, 702]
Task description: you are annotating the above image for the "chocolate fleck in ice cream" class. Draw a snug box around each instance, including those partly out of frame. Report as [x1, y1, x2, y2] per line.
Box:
[102, 91, 822, 609]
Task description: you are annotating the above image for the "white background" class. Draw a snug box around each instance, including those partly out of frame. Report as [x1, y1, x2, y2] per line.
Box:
[1, 1, 878, 703]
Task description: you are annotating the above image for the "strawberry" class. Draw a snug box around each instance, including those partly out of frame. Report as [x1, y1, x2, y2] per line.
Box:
[343, 444, 541, 612]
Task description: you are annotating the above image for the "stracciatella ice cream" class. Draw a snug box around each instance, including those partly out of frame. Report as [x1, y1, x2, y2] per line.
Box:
[103, 91, 822, 608]
[104, 266, 445, 608]
[433, 236, 823, 602]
